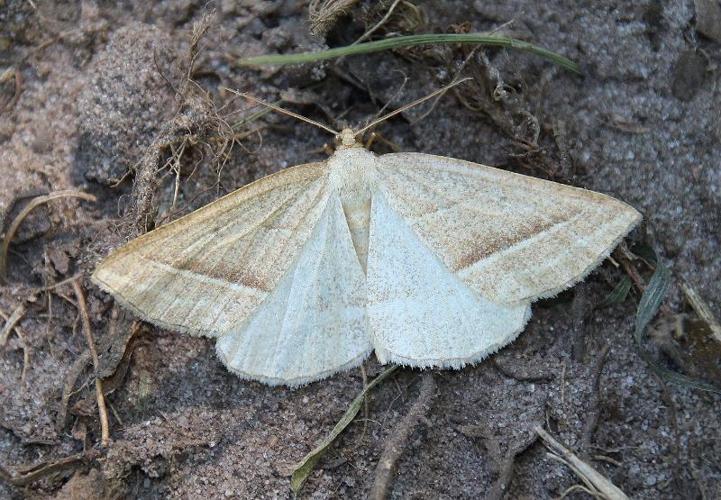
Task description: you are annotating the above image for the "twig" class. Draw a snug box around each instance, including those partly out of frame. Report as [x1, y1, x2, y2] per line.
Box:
[571, 284, 591, 361]
[0, 190, 96, 282]
[581, 345, 610, 455]
[32, 273, 84, 292]
[370, 372, 436, 500]
[593, 455, 623, 467]
[71, 279, 110, 447]
[560, 361, 567, 407]
[18, 330, 30, 383]
[614, 246, 647, 293]
[559, 483, 605, 499]
[56, 350, 92, 434]
[487, 431, 539, 500]
[107, 400, 124, 426]
[534, 425, 628, 500]
[552, 119, 572, 177]
[0, 452, 91, 487]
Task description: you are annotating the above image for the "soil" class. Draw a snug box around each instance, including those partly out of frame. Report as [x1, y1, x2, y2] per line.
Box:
[1, 1, 720, 499]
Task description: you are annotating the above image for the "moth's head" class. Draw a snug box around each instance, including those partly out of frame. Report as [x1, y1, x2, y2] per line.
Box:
[336, 128, 360, 149]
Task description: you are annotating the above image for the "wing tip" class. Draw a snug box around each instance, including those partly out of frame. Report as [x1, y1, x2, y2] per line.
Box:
[91, 267, 218, 338]
[519, 203, 642, 303]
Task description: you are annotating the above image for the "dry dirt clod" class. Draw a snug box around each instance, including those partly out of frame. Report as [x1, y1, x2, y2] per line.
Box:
[671, 50, 708, 102]
[74, 23, 181, 187]
[694, 0, 721, 42]
[125, 15, 234, 236]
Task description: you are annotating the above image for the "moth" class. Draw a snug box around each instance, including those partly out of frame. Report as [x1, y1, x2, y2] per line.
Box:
[92, 96, 641, 387]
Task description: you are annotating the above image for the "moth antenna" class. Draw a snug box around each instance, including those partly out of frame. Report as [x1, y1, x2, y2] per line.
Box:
[354, 77, 473, 137]
[225, 88, 341, 137]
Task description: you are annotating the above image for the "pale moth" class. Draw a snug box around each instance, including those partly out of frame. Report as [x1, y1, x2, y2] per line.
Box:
[92, 91, 641, 387]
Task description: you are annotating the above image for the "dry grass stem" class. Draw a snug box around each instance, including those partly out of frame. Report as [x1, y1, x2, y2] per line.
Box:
[0, 304, 26, 348]
[56, 350, 92, 434]
[71, 279, 111, 447]
[680, 282, 721, 343]
[535, 425, 628, 500]
[0, 452, 92, 487]
[492, 356, 554, 382]
[0, 304, 31, 383]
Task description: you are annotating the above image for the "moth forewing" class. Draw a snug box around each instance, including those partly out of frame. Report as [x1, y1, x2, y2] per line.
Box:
[375, 152, 642, 306]
[91, 161, 329, 338]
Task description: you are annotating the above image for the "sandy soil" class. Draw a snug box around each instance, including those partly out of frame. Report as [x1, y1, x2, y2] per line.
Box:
[1, 1, 720, 498]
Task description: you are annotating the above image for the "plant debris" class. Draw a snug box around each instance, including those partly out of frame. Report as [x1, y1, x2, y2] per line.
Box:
[291, 366, 398, 494]
[535, 425, 628, 500]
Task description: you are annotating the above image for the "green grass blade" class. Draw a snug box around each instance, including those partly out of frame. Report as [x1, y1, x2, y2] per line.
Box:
[634, 263, 671, 337]
[290, 366, 399, 494]
[597, 276, 632, 309]
[238, 33, 580, 74]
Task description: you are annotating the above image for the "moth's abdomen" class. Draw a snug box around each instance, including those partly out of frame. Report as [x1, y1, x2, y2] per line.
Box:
[341, 190, 371, 274]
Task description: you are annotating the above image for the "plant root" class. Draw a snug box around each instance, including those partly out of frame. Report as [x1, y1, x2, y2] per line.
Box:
[369, 372, 436, 500]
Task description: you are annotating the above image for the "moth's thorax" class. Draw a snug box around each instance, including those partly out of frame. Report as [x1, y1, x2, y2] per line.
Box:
[327, 146, 376, 273]
[327, 146, 377, 192]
